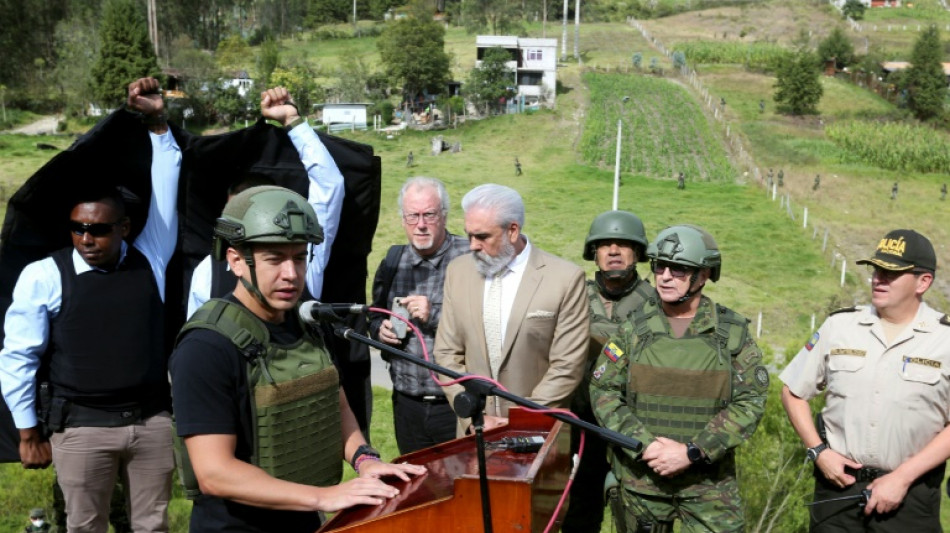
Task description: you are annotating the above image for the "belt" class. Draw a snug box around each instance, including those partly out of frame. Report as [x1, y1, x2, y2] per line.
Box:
[396, 390, 449, 403]
[63, 400, 165, 428]
[844, 466, 889, 482]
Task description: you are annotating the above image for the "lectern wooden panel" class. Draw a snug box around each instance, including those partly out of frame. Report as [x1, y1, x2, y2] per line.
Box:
[318, 408, 572, 533]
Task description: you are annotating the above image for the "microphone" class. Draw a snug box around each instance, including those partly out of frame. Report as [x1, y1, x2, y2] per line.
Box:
[299, 300, 368, 323]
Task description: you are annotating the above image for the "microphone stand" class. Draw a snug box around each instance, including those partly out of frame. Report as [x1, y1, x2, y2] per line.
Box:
[329, 322, 643, 533]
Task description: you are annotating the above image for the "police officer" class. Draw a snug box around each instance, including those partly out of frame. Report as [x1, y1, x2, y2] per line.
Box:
[169, 186, 424, 531]
[781, 229, 950, 532]
[563, 210, 653, 533]
[589, 225, 768, 533]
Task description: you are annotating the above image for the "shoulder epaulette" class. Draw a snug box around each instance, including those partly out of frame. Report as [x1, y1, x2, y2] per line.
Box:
[829, 306, 858, 316]
[940, 314, 950, 326]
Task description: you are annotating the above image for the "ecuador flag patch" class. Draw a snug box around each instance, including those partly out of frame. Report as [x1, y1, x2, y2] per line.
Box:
[603, 342, 624, 362]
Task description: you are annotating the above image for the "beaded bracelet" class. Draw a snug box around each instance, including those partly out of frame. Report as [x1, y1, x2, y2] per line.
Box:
[354, 453, 381, 474]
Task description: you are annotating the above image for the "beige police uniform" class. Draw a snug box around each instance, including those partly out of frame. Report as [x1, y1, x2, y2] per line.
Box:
[780, 302, 950, 470]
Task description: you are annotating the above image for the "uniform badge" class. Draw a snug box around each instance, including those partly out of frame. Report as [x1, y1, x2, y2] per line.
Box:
[805, 331, 819, 351]
[754, 366, 770, 388]
[603, 342, 624, 362]
[593, 364, 606, 381]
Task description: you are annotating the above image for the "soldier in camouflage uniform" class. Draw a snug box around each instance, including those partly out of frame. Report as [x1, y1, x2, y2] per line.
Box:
[563, 210, 653, 533]
[589, 225, 769, 533]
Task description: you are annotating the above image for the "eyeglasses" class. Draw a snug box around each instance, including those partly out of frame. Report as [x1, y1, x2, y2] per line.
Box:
[68, 220, 120, 237]
[402, 211, 442, 224]
[867, 265, 928, 281]
[651, 261, 693, 279]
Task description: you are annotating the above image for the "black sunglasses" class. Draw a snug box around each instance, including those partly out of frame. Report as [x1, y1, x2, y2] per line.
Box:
[68, 220, 121, 237]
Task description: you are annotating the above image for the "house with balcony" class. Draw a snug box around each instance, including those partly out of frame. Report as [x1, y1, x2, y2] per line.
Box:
[475, 35, 557, 108]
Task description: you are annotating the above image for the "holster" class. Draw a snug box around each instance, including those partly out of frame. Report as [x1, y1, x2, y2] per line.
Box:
[46, 395, 67, 434]
[605, 471, 628, 533]
[35, 381, 53, 438]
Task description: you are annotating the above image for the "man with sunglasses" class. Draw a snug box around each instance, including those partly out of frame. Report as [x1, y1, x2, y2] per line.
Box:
[368, 177, 469, 454]
[0, 188, 173, 531]
[781, 229, 950, 532]
[590, 224, 768, 533]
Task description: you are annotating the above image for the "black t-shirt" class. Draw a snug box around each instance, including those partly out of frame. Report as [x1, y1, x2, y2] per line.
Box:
[169, 297, 322, 532]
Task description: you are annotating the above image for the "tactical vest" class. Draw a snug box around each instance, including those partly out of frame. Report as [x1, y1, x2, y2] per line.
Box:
[626, 298, 747, 444]
[174, 299, 342, 499]
[48, 246, 166, 410]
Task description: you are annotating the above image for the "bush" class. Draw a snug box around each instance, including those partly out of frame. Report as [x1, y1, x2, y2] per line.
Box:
[377, 100, 394, 125]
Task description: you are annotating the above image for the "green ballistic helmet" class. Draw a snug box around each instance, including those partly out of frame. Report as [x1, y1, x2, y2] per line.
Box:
[30, 508, 46, 519]
[583, 210, 648, 261]
[647, 224, 721, 282]
[213, 185, 323, 260]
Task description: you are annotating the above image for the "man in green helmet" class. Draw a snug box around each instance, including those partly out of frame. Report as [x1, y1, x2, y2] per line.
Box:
[563, 210, 653, 533]
[589, 224, 769, 533]
[169, 186, 424, 532]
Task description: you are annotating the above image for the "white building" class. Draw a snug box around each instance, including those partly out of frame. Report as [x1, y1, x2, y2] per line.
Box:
[315, 103, 370, 132]
[475, 35, 557, 108]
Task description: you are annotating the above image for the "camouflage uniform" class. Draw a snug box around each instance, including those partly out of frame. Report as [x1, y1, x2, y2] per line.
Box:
[589, 295, 769, 533]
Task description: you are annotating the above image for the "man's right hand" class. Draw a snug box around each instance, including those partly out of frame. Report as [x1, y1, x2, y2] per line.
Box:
[126, 77, 164, 116]
[815, 448, 862, 488]
[316, 476, 402, 513]
[377, 319, 401, 346]
[18, 427, 51, 469]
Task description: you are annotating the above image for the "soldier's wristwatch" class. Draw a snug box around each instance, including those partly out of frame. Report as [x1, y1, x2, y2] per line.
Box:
[686, 442, 703, 464]
[806, 443, 828, 462]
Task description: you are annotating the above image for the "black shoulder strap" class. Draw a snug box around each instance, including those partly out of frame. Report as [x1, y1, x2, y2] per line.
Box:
[379, 244, 406, 306]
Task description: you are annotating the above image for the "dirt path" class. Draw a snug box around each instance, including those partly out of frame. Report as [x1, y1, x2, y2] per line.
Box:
[5, 115, 61, 135]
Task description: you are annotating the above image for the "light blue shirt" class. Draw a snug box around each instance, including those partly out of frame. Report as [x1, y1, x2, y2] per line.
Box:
[0, 242, 132, 428]
[134, 129, 182, 301]
[186, 121, 345, 317]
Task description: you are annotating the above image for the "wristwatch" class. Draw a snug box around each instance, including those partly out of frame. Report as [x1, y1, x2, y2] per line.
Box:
[351, 444, 381, 468]
[806, 443, 828, 462]
[686, 442, 704, 464]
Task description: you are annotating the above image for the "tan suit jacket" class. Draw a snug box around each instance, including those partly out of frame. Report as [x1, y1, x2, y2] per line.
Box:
[434, 246, 590, 431]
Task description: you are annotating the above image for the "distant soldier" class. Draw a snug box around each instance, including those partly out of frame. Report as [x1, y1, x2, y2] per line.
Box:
[778, 169, 785, 188]
[767, 168, 774, 189]
[515, 157, 522, 176]
[677, 172, 685, 190]
[813, 174, 820, 191]
[406, 150, 414, 168]
[25, 508, 50, 533]
[942, 183, 947, 201]
[720, 97, 726, 111]
[891, 182, 899, 200]
[759, 99, 765, 113]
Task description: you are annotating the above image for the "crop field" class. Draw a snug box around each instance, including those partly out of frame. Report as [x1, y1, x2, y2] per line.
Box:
[579, 72, 735, 183]
[673, 40, 792, 71]
[827, 119, 950, 174]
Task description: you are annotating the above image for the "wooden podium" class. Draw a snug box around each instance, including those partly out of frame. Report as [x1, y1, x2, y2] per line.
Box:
[318, 408, 573, 533]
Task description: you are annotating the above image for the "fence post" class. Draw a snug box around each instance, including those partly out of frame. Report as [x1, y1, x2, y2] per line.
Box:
[803, 206, 808, 228]
[756, 311, 762, 339]
[840, 259, 847, 287]
[822, 228, 829, 252]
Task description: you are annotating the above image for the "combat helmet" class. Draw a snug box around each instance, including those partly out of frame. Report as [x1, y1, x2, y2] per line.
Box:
[29, 508, 46, 519]
[647, 224, 721, 282]
[583, 210, 648, 261]
[213, 186, 323, 304]
[213, 185, 323, 260]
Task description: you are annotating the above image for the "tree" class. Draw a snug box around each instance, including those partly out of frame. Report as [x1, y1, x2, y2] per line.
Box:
[90, 0, 161, 109]
[377, 17, 451, 101]
[216, 34, 252, 74]
[817, 26, 855, 70]
[773, 51, 823, 115]
[462, 0, 523, 35]
[270, 65, 323, 115]
[52, 8, 100, 117]
[466, 46, 514, 115]
[257, 37, 281, 88]
[841, 0, 866, 21]
[906, 25, 947, 121]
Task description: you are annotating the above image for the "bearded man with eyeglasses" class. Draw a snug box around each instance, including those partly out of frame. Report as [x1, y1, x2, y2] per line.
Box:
[781, 229, 950, 533]
[368, 177, 469, 454]
[0, 187, 173, 531]
[589, 224, 768, 533]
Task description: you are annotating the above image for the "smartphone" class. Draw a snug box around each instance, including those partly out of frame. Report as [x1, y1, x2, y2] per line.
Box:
[391, 297, 410, 339]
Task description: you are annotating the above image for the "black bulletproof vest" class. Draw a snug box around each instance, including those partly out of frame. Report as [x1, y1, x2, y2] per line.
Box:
[48, 246, 167, 410]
